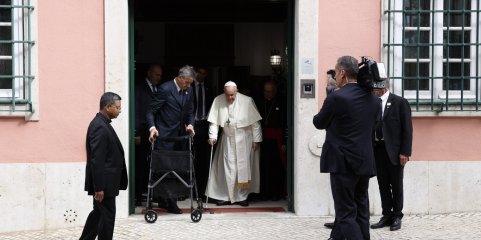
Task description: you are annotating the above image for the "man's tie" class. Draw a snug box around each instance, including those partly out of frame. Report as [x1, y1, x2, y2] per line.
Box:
[376, 98, 383, 141]
[179, 90, 184, 105]
[197, 84, 204, 120]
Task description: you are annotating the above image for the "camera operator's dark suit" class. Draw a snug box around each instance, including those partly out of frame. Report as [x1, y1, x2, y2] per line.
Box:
[313, 83, 379, 240]
[374, 92, 412, 221]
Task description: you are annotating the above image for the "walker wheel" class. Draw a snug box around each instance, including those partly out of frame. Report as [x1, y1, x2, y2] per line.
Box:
[144, 210, 158, 223]
[197, 199, 203, 211]
[191, 209, 202, 223]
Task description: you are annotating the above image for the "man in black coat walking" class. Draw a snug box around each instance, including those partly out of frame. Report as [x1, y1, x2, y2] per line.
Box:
[370, 79, 413, 231]
[313, 56, 379, 240]
[80, 92, 128, 240]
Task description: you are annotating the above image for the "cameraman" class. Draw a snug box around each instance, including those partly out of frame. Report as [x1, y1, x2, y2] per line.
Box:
[313, 56, 380, 240]
[370, 79, 413, 231]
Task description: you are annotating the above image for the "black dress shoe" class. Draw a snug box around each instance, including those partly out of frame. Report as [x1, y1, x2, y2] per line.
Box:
[216, 200, 231, 206]
[167, 207, 183, 214]
[166, 198, 182, 214]
[390, 218, 402, 231]
[371, 216, 392, 229]
[271, 196, 281, 201]
[155, 200, 169, 209]
[324, 222, 334, 229]
[238, 200, 249, 207]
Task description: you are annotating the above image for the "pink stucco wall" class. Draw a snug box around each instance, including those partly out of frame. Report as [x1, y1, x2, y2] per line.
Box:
[318, 1, 481, 161]
[318, 1, 381, 100]
[0, 1, 104, 163]
[412, 118, 481, 161]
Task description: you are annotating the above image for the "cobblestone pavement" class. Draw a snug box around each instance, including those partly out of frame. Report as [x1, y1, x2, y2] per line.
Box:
[1, 212, 480, 239]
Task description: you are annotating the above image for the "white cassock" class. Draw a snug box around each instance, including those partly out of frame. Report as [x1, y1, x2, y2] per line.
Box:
[205, 93, 262, 203]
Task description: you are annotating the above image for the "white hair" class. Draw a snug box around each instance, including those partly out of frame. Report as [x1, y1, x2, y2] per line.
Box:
[178, 65, 196, 79]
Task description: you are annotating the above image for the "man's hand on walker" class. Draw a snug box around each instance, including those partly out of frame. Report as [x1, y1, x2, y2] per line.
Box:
[185, 124, 195, 136]
[149, 128, 159, 143]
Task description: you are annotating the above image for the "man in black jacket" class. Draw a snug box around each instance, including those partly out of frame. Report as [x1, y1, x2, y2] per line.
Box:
[134, 64, 162, 205]
[80, 92, 128, 240]
[192, 67, 214, 197]
[313, 56, 379, 240]
[370, 79, 413, 231]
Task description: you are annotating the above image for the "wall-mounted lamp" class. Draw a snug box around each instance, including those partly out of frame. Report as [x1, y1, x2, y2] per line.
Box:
[270, 49, 282, 67]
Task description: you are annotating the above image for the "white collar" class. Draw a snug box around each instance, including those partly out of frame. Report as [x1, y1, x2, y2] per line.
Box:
[145, 78, 155, 92]
[173, 78, 181, 92]
[145, 78, 153, 87]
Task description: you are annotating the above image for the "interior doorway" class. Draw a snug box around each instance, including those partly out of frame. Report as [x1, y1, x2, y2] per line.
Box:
[130, 0, 293, 213]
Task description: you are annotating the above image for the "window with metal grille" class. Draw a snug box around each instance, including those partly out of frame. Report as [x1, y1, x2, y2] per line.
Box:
[383, 0, 481, 113]
[0, 0, 35, 118]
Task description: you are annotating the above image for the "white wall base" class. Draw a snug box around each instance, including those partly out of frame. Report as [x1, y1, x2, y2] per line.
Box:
[0, 162, 128, 233]
[293, 159, 481, 216]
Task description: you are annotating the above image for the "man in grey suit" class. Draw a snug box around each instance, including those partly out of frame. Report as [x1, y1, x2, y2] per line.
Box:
[80, 92, 128, 240]
[146, 65, 196, 214]
[370, 79, 413, 231]
[313, 56, 379, 240]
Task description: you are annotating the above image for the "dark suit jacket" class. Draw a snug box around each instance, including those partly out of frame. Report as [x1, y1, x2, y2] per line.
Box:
[85, 113, 128, 197]
[379, 92, 413, 165]
[146, 79, 195, 142]
[313, 83, 380, 176]
[135, 79, 156, 141]
[192, 81, 214, 120]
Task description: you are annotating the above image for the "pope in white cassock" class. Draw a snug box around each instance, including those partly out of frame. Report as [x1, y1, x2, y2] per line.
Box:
[205, 81, 262, 207]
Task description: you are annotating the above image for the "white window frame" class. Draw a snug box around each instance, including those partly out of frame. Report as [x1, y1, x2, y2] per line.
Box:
[0, 0, 38, 120]
[383, 0, 481, 102]
[0, 0, 25, 98]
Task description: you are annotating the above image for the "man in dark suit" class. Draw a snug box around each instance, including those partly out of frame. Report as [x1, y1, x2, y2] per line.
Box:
[192, 67, 214, 197]
[370, 79, 413, 231]
[146, 65, 196, 214]
[313, 56, 379, 240]
[255, 80, 287, 201]
[80, 92, 128, 240]
[134, 64, 162, 206]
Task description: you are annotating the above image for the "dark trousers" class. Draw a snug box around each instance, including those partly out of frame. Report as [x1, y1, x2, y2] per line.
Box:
[375, 142, 404, 218]
[329, 173, 370, 240]
[135, 136, 150, 203]
[80, 196, 116, 240]
[259, 138, 284, 199]
[194, 120, 210, 197]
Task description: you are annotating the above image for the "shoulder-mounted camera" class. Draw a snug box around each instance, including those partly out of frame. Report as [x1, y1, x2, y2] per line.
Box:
[357, 56, 388, 91]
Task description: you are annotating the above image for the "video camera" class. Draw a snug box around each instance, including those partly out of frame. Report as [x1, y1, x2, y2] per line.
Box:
[357, 56, 388, 91]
